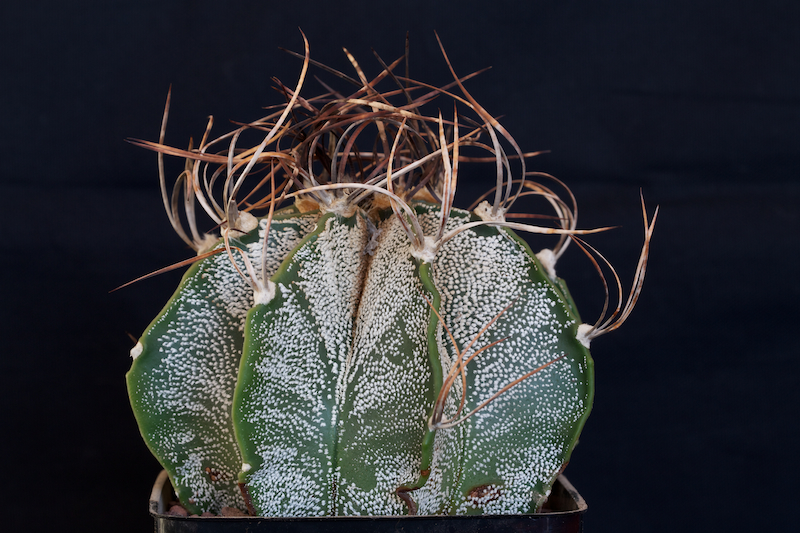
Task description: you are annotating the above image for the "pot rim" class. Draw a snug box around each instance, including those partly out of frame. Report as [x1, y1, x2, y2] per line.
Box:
[149, 469, 587, 521]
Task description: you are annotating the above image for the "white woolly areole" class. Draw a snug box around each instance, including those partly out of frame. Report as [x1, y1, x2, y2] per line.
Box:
[253, 280, 276, 306]
[197, 233, 221, 255]
[474, 200, 506, 222]
[410, 235, 437, 264]
[576, 323, 594, 348]
[536, 248, 557, 281]
[242, 463, 252, 472]
[323, 197, 357, 218]
[130, 341, 143, 359]
[237, 211, 259, 234]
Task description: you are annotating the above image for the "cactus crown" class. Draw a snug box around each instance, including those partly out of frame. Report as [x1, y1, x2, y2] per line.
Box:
[126, 34, 656, 517]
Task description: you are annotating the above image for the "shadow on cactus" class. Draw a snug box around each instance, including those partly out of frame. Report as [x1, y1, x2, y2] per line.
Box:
[123, 33, 657, 517]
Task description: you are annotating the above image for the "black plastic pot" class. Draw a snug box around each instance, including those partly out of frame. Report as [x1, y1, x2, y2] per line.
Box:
[150, 470, 587, 532]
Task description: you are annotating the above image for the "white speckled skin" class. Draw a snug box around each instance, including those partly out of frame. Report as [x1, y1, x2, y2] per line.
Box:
[234, 212, 370, 516]
[335, 209, 441, 516]
[429, 205, 592, 514]
[126, 208, 320, 515]
[231, 203, 593, 517]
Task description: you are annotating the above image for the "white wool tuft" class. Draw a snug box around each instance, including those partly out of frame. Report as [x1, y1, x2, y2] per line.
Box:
[130, 341, 143, 359]
[535, 248, 557, 281]
[576, 324, 594, 348]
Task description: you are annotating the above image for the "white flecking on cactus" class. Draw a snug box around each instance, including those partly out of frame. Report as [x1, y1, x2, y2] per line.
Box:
[125, 34, 657, 517]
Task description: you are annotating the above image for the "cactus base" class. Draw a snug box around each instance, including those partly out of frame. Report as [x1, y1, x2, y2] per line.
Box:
[149, 470, 587, 532]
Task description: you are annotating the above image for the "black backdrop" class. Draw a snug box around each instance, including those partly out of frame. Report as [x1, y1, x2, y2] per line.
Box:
[2, 1, 799, 532]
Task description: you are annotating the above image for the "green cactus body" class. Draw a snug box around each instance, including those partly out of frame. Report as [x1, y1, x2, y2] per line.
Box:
[233, 210, 371, 516]
[126, 206, 320, 514]
[231, 201, 593, 516]
[428, 206, 594, 514]
[334, 206, 448, 516]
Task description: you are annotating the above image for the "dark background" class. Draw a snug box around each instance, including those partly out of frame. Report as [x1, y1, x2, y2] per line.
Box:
[2, 1, 798, 531]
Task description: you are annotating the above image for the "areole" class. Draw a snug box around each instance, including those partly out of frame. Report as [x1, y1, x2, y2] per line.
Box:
[148, 470, 588, 532]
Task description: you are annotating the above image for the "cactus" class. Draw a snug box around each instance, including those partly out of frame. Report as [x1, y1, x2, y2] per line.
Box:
[126, 35, 656, 517]
[126, 206, 320, 514]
